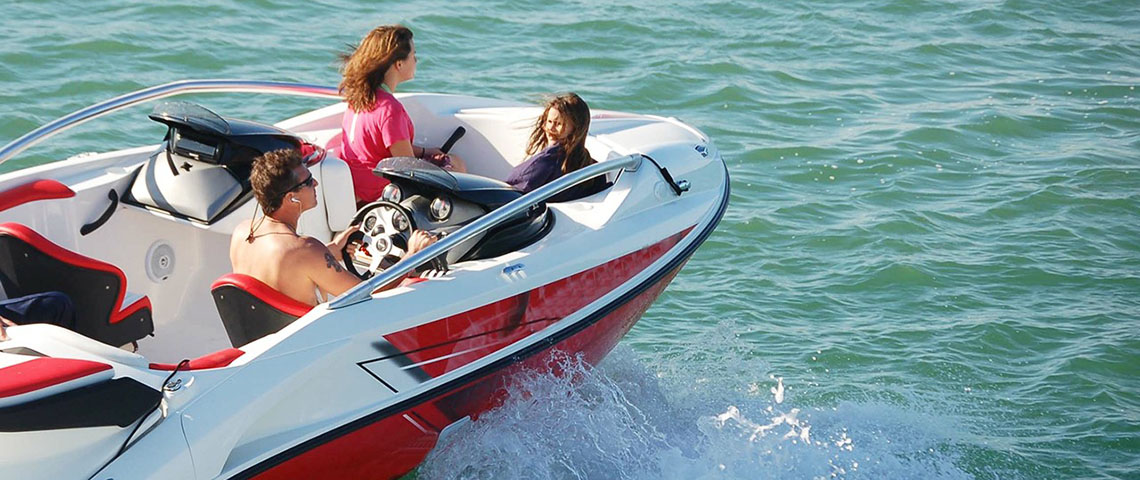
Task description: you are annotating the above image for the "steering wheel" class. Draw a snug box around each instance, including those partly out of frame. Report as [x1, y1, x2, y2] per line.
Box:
[343, 201, 416, 280]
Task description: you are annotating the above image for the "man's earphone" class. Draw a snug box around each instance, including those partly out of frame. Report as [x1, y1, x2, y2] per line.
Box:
[290, 198, 301, 204]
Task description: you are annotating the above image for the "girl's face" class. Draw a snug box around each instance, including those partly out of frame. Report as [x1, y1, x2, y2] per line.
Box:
[396, 41, 417, 82]
[543, 107, 570, 145]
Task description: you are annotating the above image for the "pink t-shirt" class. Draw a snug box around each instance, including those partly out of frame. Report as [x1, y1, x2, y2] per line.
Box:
[339, 89, 415, 202]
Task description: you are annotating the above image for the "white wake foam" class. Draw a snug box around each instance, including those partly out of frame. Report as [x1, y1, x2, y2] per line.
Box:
[417, 345, 976, 479]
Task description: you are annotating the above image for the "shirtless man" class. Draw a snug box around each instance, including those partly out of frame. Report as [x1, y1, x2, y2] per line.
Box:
[230, 149, 434, 306]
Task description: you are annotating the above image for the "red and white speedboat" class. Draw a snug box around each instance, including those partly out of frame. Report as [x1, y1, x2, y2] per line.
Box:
[0, 81, 728, 479]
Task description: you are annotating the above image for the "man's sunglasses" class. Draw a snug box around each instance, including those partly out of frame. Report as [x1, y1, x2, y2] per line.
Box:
[285, 172, 315, 193]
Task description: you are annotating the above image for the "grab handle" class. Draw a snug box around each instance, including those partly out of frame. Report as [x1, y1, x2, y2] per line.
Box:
[80, 190, 119, 236]
[440, 126, 466, 154]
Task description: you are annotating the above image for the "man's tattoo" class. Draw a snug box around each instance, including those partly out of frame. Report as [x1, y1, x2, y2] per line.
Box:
[325, 252, 344, 272]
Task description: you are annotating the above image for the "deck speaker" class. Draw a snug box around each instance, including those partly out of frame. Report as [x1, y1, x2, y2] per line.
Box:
[145, 241, 176, 282]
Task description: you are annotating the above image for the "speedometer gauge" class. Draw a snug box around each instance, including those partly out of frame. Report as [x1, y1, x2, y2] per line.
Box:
[430, 197, 451, 221]
[392, 211, 409, 232]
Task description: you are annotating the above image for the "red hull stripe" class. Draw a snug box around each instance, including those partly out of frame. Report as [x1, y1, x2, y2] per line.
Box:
[376, 228, 690, 380]
[0, 357, 111, 399]
[250, 264, 688, 480]
[0, 179, 75, 213]
[245, 230, 693, 480]
[237, 167, 730, 480]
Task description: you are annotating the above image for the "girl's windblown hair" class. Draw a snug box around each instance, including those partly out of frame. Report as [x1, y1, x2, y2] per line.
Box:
[339, 25, 414, 112]
[526, 93, 592, 174]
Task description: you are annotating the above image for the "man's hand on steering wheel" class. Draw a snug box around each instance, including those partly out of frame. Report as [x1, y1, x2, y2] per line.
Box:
[331, 224, 362, 259]
[407, 230, 437, 256]
[342, 228, 437, 281]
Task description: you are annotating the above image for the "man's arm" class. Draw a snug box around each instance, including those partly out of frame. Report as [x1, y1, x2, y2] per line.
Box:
[324, 225, 361, 263]
[301, 239, 363, 300]
[303, 231, 439, 301]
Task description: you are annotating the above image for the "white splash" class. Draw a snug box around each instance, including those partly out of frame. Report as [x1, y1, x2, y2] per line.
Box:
[770, 376, 785, 404]
[417, 344, 977, 480]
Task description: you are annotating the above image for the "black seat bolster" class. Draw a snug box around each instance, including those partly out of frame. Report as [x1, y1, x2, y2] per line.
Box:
[210, 274, 312, 347]
[0, 223, 154, 347]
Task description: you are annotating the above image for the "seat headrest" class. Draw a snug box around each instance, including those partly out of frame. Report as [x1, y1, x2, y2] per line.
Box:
[210, 274, 312, 318]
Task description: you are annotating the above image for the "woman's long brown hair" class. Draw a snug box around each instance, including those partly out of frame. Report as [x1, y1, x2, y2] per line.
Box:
[525, 93, 592, 174]
[339, 25, 413, 112]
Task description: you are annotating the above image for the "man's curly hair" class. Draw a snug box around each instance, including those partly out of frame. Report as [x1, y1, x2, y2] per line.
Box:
[250, 149, 303, 213]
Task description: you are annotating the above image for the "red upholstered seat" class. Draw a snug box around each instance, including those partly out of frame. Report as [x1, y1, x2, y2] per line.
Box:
[0, 179, 75, 213]
[0, 223, 154, 347]
[211, 274, 312, 347]
[211, 274, 313, 317]
[0, 357, 112, 399]
[149, 348, 245, 371]
[0, 357, 160, 431]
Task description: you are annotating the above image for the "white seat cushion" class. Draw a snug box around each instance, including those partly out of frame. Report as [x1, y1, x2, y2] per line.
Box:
[297, 154, 357, 241]
[319, 155, 357, 232]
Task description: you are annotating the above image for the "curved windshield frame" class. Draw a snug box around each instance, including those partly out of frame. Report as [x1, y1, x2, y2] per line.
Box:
[375, 156, 459, 191]
[149, 101, 231, 135]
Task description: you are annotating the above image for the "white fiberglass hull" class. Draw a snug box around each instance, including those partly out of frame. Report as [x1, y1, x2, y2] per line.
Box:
[0, 84, 728, 479]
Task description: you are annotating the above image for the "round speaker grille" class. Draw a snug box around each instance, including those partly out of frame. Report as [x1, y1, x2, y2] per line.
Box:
[145, 241, 176, 282]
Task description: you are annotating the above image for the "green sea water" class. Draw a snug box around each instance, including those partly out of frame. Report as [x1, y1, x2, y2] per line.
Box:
[2, 1, 1138, 478]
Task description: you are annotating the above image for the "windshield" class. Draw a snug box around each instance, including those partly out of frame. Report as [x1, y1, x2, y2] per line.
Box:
[375, 156, 459, 191]
[148, 101, 230, 135]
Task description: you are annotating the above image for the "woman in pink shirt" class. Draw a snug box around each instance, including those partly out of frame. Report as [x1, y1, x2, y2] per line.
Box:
[337, 25, 466, 203]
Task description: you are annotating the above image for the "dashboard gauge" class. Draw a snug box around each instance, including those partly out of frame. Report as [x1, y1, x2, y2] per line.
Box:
[430, 197, 452, 221]
[392, 211, 409, 232]
[381, 183, 402, 203]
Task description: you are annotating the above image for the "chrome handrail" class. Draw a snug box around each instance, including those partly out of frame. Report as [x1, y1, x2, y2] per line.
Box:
[0, 80, 342, 166]
[330, 154, 644, 308]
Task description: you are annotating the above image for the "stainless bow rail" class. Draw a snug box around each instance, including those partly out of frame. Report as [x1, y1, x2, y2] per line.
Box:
[329, 154, 644, 308]
[0, 80, 342, 166]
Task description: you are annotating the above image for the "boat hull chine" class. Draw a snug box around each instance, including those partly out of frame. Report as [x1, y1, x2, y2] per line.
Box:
[245, 262, 686, 480]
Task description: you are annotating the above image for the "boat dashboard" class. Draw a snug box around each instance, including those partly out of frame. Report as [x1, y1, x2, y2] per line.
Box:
[120, 101, 555, 278]
[343, 156, 552, 278]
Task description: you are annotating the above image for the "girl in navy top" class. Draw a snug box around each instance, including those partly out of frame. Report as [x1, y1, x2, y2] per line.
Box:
[506, 93, 605, 201]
